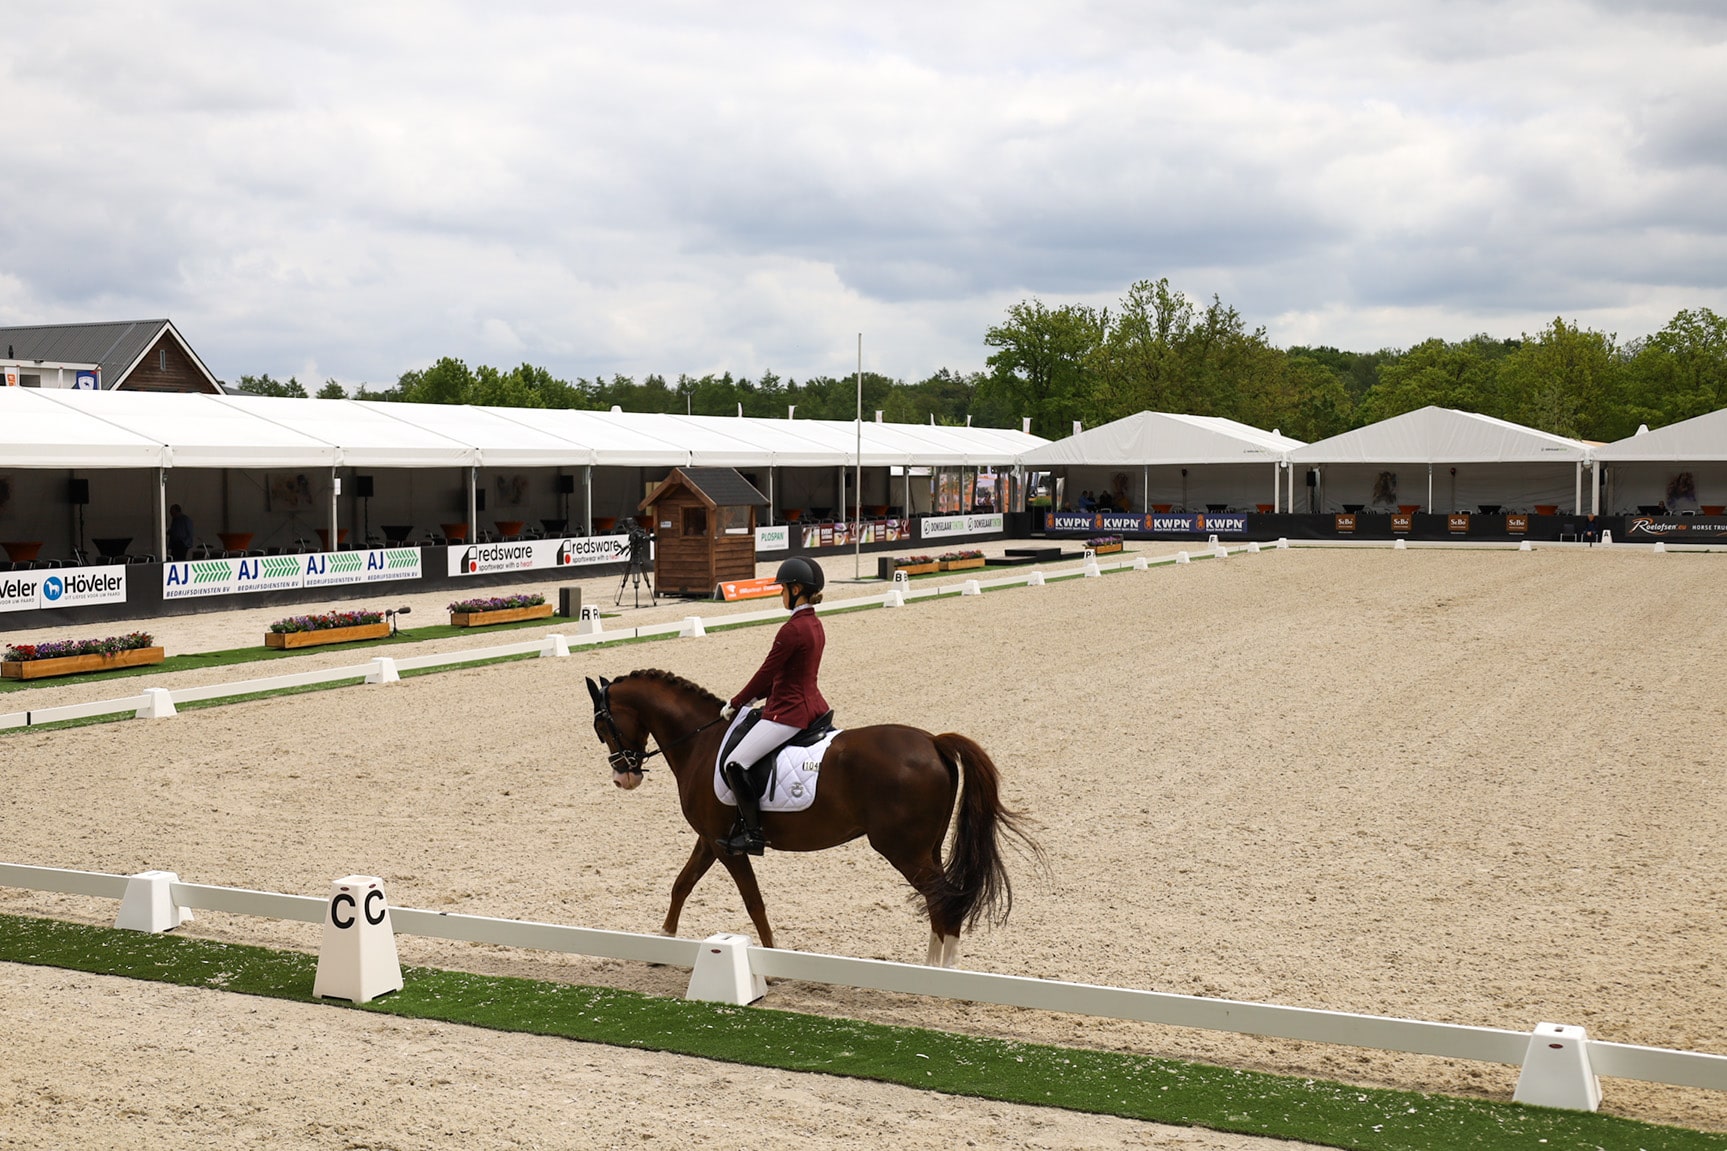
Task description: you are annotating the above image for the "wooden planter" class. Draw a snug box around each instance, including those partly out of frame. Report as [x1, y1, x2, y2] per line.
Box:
[895, 563, 941, 577]
[449, 603, 554, 627]
[938, 557, 987, 571]
[1090, 544, 1123, 555]
[2, 646, 166, 681]
[264, 622, 391, 649]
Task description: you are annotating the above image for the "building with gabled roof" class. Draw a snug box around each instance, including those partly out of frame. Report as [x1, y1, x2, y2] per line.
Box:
[0, 318, 222, 393]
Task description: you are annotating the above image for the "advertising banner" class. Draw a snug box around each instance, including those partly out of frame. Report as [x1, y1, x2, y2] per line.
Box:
[165, 548, 423, 601]
[1623, 515, 1727, 541]
[1045, 511, 1250, 535]
[0, 565, 129, 614]
[919, 513, 1005, 540]
[754, 525, 789, 552]
[799, 520, 909, 548]
[1447, 514, 1471, 533]
[446, 535, 629, 577]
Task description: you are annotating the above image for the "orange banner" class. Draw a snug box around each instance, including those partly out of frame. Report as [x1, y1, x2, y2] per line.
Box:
[717, 576, 783, 602]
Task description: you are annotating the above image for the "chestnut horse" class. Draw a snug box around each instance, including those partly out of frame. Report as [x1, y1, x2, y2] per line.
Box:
[587, 670, 1038, 967]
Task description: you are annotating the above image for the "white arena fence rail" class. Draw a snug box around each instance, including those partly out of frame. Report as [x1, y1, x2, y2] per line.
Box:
[2, 860, 1724, 1113]
[0, 546, 1252, 732]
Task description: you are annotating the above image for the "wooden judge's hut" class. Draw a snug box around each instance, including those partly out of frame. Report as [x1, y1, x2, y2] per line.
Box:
[639, 466, 769, 596]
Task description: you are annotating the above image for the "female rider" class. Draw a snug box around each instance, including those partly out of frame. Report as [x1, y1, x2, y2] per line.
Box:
[717, 555, 828, 855]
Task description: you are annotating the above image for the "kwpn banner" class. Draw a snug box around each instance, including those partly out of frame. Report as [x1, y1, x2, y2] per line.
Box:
[0, 565, 128, 613]
[164, 549, 423, 600]
[1045, 511, 1250, 535]
[1624, 515, 1727, 541]
[447, 535, 629, 577]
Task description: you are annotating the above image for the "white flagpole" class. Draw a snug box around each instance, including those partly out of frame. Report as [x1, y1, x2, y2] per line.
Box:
[854, 333, 863, 580]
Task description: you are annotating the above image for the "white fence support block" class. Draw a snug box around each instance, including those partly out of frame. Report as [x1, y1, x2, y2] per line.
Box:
[1520, 540, 1532, 551]
[1247, 541, 1260, 554]
[680, 616, 706, 638]
[1207, 534, 1219, 546]
[883, 588, 905, 608]
[115, 870, 192, 932]
[961, 579, 982, 596]
[1026, 570, 1045, 586]
[1652, 541, 1666, 553]
[686, 932, 766, 1005]
[365, 657, 400, 684]
[1276, 537, 1289, 549]
[1513, 1022, 1602, 1111]
[1394, 538, 1407, 550]
[577, 606, 604, 635]
[313, 875, 403, 1004]
[1176, 551, 1190, 564]
[540, 633, 571, 658]
[1214, 544, 1229, 558]
[135, 688, 176, 719]
[1132, 556, 1149, 570]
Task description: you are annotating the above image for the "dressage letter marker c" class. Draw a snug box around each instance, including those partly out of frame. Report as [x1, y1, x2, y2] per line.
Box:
[312, 874, 404, 1004]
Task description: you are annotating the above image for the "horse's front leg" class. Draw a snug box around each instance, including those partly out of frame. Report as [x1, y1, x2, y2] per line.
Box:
[662, 837, 719, 937]
[715, 853, 775, 949]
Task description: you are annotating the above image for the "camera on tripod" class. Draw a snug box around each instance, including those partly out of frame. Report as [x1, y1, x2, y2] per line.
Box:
[615, 517, 657, 607]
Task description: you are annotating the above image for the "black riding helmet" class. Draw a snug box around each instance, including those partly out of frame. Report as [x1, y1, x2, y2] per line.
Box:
[775, 556, 825, 595]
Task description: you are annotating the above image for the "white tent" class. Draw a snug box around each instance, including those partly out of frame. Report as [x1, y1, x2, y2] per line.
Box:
[212, 395, 477, 468]
[1591, 407, 1727, 515]
[1288, 406, 1591, 514]
[0, 387, 165, 468]
[34, 387, 339, 468]
[1016, 411, 1304, 512]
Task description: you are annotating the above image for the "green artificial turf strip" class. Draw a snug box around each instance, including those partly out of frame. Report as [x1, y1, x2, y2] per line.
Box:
[1, 915, 1720, 1151]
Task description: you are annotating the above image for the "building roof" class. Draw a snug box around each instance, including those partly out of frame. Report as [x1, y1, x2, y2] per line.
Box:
[1018, 410, 1304, 467]
[641, 467, 770, 511]
[1592, 406, 1727, 462]
[0, 318, 221, 391]
[1288, 406, 1589, 464]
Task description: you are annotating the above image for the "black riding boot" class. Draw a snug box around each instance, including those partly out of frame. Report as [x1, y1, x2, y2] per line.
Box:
[721, 761, 765, 856]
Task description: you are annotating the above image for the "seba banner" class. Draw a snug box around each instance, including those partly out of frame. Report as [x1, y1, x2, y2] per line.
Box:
[0, 565, 128, 613]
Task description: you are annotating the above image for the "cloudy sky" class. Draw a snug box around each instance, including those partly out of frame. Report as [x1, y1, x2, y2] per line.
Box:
[4, 1, 1723, 389]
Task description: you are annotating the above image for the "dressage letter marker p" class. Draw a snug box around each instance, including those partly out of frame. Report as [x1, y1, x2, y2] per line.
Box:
[313, 875, 403, 1003]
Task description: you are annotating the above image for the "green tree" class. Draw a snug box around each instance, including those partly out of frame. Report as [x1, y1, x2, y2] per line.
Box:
[315, 379, 346, 399]
[1358, 336, 1507, 425]
[1620, 307, 1727, 436]
[981, 299, 1107, 438]
[1497, 318, 1621, 439]
[235, 373, 307, 398]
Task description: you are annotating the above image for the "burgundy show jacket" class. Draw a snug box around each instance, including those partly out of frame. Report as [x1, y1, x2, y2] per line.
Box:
[730, 605, 829, 728]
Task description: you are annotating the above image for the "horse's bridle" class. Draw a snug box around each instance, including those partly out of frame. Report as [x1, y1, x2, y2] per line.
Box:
[592, 678, 724, 776]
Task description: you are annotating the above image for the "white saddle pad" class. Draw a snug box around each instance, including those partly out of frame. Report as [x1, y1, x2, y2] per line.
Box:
[713, 710, 842, 813]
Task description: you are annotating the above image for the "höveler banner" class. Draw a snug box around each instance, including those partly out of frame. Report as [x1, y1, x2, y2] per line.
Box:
[164, 549, 423, 601]
[0, 565, 129, 613]
[446, 535, 629, 577]
[920, 513, 1004, 540]
[1046, 511, 1251, 535]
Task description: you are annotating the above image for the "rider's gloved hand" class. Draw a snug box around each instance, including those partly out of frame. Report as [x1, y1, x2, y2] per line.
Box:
[720, 703, 735, 721]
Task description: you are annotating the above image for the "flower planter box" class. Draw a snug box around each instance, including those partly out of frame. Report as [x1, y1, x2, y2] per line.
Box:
[938, 557, 987, 572]
[1091, 543, 1123, 555]
[895, 563, 941, 577]
[2, 646, 166, 681]
[449, 603, 555, 628]
[264, 622, 391, 649]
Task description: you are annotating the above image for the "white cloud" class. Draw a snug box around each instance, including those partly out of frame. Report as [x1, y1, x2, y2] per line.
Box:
[1, 0, 1723, 387]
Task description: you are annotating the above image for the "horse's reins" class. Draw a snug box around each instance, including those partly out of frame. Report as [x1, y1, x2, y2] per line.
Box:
[594, 681, 725, 775]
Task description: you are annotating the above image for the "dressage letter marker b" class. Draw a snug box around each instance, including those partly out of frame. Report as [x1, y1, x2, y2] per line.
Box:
[313, 875, 403, 1003]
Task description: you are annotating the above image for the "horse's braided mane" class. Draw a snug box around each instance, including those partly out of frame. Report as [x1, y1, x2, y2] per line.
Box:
[621, 668, 723, 707]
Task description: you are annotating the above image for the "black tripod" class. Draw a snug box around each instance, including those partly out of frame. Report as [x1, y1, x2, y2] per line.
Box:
[615, 518, 657, 608]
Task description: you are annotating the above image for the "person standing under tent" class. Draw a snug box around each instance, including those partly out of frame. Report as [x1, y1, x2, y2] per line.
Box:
[167, 504, 195, 562]
[717, 556, 829, 856]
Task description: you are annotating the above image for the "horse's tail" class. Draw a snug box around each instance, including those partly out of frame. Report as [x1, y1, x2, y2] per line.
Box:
[930, 733, 1042, 933]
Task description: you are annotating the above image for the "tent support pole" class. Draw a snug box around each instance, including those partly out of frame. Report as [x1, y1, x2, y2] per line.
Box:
[1591, 463, 1600, 516]
[1574, 462, 1583, 515]
[156, 467, 168, 562]
[584, 466, 593, 535]
[1426, 464, 1433, 513]
[468, 466, 478, 543]
[330, 466, 340, 553]
[1142, 464, 1148, 513]
[1271, 463, 1278, 514]
[768, 466, 775, 524]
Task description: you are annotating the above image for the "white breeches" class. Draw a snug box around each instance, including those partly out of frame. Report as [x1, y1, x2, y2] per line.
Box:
[728, 718, 801, 768]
